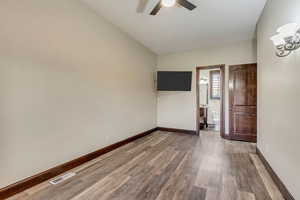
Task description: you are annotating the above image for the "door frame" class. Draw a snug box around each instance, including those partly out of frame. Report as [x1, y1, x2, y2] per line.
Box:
[196, 65, 226, 138]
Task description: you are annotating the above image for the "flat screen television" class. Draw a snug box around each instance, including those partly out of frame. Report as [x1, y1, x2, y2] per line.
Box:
[157, 71, 192, 91]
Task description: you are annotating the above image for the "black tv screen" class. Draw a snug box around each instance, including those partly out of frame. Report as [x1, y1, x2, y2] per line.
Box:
[157, 71, 192, 91]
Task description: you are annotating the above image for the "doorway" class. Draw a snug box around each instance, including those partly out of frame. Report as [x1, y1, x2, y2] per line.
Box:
[196, 65, 225, 138]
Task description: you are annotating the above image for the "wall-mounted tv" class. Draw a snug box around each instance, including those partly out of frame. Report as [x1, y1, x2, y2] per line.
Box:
[157, 71, 192, 91]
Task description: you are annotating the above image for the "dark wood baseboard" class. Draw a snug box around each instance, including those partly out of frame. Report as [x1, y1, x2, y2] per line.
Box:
[222, 134, 231, 140]
[256, 148, 295, 200]
[227, 134, 257, 143]
[157, 127, 197, 135]
[0, 128, 158, 199]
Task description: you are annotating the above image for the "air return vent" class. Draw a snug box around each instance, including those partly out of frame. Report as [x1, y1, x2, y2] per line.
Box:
[49, 172, 76, 185]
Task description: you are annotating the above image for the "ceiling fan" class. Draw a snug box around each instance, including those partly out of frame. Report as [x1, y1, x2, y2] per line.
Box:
[137, 0, 197, 15]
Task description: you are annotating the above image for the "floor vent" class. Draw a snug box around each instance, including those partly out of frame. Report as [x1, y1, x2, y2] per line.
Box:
[49, 172, 76, 185]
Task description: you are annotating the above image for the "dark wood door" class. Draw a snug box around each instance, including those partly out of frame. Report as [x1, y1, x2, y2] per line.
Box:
[229, 63, 257, 142]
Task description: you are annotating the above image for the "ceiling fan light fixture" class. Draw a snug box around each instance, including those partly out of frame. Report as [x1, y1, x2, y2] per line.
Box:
[161, 0, 176, 7]
[150, 0, 196, 15]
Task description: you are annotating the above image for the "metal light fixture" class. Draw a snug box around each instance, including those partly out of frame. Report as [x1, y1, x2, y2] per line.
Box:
[270, 23, 300, 57]
[200, 77, 208, 85]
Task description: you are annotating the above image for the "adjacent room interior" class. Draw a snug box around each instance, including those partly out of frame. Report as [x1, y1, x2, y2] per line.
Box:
[0, 0, 299, 199]
[197, 66, 224, 136]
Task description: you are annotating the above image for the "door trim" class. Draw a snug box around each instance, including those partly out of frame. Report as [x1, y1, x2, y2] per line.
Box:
[196, 65, 225, 138]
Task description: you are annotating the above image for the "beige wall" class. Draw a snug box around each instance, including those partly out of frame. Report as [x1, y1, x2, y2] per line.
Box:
[157, 40, 257, 132]
[257, 0, 300, 199]
[0, 0, 157, 188]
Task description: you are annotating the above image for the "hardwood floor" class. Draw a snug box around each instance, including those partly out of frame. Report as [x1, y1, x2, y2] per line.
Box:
[8, 131, 284, 200]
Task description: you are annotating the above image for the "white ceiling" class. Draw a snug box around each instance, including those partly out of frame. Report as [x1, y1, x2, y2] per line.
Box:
[81, 0, 267, 55]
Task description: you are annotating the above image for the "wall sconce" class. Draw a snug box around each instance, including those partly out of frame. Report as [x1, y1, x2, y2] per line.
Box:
[270, 23, 300, 57]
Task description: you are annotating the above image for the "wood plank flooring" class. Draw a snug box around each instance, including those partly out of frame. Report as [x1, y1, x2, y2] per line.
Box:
[8, 131, 284, 200]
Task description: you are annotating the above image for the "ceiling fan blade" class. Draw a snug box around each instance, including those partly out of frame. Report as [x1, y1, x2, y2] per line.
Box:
[177, 0, 196, 10]
[150, 1, 162, 15]
[137, 0, 149, 13]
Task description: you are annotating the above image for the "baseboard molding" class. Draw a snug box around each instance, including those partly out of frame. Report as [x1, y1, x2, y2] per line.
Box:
[0, 128, 158, 199]
[256, 148, 295, 200]
[157, 127, 197, 135]
[222, 134, 231, 140]
[225, 134, 257, 143]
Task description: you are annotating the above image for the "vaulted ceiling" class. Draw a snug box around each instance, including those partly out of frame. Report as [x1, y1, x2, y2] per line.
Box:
[81, 0, 267, 55]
